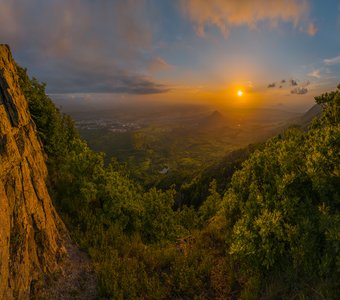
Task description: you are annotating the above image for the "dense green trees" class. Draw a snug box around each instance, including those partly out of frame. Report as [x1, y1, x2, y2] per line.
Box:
[19, 64, 339, 299]
[222, 85, 339, 297]
[17, 66, 77, 161]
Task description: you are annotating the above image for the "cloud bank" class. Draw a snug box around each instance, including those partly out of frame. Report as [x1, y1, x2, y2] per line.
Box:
[180, 0, 313, 37]
[0, 0, 169, 94]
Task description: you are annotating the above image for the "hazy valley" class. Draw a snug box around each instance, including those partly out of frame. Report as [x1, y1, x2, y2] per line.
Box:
[57, 102, 305, 188]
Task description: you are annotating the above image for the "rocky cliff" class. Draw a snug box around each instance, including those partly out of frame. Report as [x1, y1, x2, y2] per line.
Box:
[0, 44, 65, 299]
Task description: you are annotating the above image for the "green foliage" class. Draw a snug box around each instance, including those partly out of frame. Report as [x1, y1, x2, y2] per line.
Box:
[222, 85, 340, 297]
[314, 83, 340, 126]
[17, 66, 77, 163]
[180, 144, 261, 207]
[198, 180, 221, 223]
[141, 188, 179, 242]
[20, 67, 339, 300]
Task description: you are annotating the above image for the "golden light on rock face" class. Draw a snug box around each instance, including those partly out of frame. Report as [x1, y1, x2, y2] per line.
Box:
[237, 90, 244, 97]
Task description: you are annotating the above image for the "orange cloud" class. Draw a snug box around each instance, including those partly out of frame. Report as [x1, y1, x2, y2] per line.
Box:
[307, 22, 318, 36]
[181, 0, 311, 37]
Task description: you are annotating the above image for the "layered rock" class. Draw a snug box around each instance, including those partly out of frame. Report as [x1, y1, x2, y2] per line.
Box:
[0, 44, 65, 299]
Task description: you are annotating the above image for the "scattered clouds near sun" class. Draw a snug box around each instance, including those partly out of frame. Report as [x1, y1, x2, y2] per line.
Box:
[267, 78, 311, 95]
[180, 0, 315, 37]
[291, 87, 308, 95]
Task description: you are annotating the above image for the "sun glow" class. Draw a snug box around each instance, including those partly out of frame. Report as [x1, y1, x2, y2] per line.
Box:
[237, 90, 244, 97]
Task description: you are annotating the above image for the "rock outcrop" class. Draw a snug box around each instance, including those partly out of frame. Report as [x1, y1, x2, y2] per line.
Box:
[0, 44, 65, 299]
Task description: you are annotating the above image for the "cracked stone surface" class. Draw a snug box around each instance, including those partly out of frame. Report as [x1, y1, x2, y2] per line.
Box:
[0, 44, 66, 299]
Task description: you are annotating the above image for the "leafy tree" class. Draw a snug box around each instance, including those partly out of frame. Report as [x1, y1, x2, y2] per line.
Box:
[198, 180, 221, 223]
[17, 66, 77, 163]
[222, 84, 340, 297]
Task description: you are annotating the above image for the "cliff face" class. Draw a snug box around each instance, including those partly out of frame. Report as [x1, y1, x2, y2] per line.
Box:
[0, 45, 65, 299]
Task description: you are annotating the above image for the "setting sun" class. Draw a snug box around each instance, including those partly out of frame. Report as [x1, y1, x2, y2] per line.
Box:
[237, 90, 244, 97]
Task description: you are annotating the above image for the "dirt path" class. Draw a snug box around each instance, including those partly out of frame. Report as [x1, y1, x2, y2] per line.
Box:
[37, 236, 97, 299]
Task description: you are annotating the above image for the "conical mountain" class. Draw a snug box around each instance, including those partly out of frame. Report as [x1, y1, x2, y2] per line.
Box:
[198, 110, 228, 128]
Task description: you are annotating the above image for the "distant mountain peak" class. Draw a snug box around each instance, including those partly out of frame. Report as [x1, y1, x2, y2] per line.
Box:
[210, 110, 224, 119]
[199, 110, 228, 128]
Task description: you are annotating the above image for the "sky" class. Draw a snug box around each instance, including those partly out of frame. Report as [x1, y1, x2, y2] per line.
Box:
[0, 0, 339, 111]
